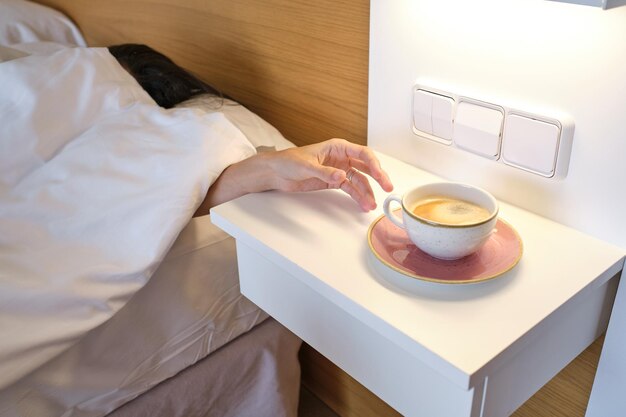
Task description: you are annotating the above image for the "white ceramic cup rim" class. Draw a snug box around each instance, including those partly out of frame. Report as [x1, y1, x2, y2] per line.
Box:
[401, 182, 499, 228]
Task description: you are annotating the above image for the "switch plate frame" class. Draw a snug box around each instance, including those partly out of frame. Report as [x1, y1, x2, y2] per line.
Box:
[411, 82, 575, 179]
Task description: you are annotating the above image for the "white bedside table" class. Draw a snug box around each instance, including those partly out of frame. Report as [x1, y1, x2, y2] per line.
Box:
[211, 152, 625, 417]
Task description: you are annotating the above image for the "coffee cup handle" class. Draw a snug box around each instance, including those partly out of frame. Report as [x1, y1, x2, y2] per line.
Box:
[383, 194, 406, 230]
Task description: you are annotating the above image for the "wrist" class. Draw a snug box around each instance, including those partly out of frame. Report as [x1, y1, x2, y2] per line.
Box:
[235, 151, 277, 194]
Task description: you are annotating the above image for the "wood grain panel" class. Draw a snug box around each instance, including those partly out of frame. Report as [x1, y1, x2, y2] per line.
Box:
[300, 343, 402, 417]
[37, 0, 370, 147]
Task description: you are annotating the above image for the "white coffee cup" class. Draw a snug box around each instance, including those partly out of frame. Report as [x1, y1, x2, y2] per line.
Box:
[383, 182, 499, 260]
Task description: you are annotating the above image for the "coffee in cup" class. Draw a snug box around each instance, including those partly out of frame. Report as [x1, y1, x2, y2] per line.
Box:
[383, 183, 498, 260]
[411, 197, 492, 226]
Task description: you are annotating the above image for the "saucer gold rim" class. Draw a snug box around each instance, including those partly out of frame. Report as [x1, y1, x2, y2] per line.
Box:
[366, 212, 523, 285]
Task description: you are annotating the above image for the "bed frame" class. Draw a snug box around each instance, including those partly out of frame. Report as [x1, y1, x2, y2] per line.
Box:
[34, 1, 603, 416]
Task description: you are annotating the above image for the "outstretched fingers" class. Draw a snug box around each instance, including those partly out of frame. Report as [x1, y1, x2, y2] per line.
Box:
[340, 168, 376, 211]
[338, 142, 393, 192]
[278, 139, 394, 211]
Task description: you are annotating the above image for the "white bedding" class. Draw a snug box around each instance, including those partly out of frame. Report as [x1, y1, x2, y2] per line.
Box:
[178, 96, 295, 152]
[0, 47, 256, 389]
[0, 0, 86, 47]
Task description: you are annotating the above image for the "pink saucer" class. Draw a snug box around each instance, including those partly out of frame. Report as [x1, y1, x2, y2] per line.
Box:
[367, 210, 523, 284]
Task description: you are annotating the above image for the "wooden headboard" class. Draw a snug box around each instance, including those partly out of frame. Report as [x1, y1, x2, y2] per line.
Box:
[36, 0, 369, 147]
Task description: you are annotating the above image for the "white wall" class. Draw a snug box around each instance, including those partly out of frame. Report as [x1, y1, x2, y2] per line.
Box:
[368, 0, 626, 248]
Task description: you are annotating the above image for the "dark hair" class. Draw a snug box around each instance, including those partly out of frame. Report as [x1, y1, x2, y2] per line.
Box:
[108, 43, 221, 109]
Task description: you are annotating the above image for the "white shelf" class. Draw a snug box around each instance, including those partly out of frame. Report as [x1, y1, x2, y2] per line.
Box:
[211, 151, 625, 416]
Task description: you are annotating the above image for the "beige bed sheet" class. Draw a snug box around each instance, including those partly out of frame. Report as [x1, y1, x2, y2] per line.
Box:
[0, 216, 271, 417]
[108, 318, 302, 417]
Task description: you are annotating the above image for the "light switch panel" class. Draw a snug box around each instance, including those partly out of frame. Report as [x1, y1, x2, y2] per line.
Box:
[502, 114, 561, 177]
[453, 101, 504, 159]
[411, 83, 574, 178]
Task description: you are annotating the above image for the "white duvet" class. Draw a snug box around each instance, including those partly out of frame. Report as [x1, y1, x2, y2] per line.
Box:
[0, 48, 256, 389]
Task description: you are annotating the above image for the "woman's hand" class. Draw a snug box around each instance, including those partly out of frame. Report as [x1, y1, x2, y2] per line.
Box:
[265, 139, 393, 211]
[195, 138, 393, 216]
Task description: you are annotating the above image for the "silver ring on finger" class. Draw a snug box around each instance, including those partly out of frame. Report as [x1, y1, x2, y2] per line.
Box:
[346, 167, 357, 182]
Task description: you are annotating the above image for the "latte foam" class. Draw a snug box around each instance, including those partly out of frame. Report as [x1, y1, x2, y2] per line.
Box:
[411, 197, 491, 226]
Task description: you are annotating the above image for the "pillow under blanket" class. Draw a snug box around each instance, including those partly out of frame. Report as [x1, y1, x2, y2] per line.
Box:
[0, 47, 256, 389]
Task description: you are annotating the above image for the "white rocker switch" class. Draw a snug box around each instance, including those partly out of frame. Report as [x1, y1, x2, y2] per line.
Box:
[502, 114, 561, 177]
[453, 101, 504, 160]
[413, 89, 434, 135]
[431, 94, 454, 142]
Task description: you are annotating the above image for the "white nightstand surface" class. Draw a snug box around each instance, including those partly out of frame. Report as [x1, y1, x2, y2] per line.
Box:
[211, 152, 625, 391]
